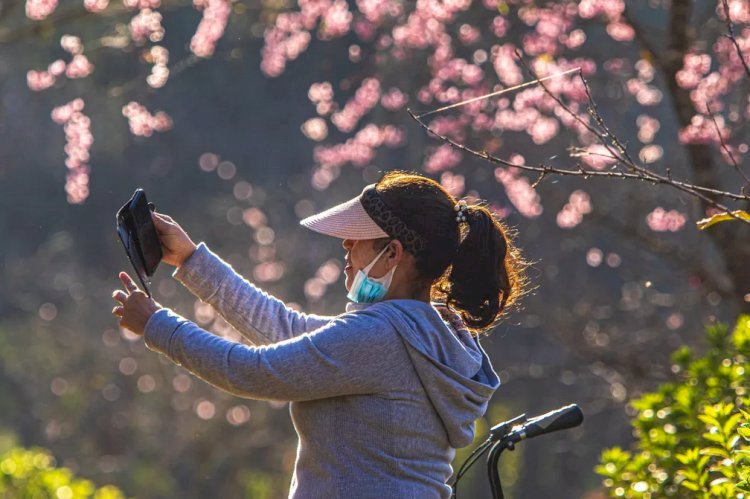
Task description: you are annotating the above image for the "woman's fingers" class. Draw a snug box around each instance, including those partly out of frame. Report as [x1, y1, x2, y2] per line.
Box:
[112, 305, 124, 317]
[153, 211, 174, 223]
[119, 272, 139, 293]
[112, 290, 127, 304]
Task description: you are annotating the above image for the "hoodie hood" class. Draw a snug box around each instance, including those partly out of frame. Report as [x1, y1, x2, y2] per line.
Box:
[346, 299, 500, 448]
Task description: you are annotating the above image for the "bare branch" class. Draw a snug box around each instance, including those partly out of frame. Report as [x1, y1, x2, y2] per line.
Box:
[706, 101, 750, 188]
[512, 51, 750, 224]
[407, 109, 749, 205]
[721, 0, 750, 80]
[408, 68, 750, 226]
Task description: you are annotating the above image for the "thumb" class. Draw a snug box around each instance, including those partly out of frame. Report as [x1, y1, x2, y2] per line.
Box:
[151, 212, 171, 229]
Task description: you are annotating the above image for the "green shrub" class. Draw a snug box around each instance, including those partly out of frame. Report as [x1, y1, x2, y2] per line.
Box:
[0, 446, 124, 498]
[596, 315, 750, 498]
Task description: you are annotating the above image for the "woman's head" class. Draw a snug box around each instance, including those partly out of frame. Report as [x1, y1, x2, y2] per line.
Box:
[338, 170, 528, 334]
[374, 171, 527, 333]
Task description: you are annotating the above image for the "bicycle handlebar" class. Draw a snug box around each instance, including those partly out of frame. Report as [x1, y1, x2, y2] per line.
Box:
[451, 403, 584, 499]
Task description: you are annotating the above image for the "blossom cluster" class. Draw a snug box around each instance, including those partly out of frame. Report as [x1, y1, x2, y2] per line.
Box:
[129, 8, 164, 45]
[556, 190, 592, 229]
[27, 35, 93, 92]
[26, 0, 57, 20]
[261, 0, 354, 77]
[331, 78, 381, 132]
[51, 99, 93, 204]
[190, 0, 232, 58]
[145, 46, 170, 88]
[121, 102, 173, 137]
[83, 0, 109, 12]
[313, 123, 404, 170]
[646, 207, 687, 232]
[494, 159, 543, 218]
[672, 1, 749, 163]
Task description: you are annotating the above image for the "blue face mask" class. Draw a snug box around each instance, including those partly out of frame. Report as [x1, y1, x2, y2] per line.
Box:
[346, 242, 398, 303]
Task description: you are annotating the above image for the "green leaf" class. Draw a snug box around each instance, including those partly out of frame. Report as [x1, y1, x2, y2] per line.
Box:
[700, 447, 728, 458]
[702, 431, 725, 444]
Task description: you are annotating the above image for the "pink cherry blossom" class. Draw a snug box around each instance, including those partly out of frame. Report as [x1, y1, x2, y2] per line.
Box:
[26, 0, 57, 20]
[27, 71, 55, 92]
[331, 78, 381, 133]
[301, 118, 329, 141]
[492, 44, 523, 86]
[51, 99, 93, 204]
[646, 207, 687, 232]
[556, 189, 592, 229]
[424, 144, 462, 173]
[65, 54, 93, 79]
[606, 22, 634, 42]
[190, 0, 231, 57]
[564, 29, 586, 49]
[84, 0, 109, 12]
[638, 144, 663, 164]
[380, 88, 408, 110]
[578, 144, 618, 170]
[494, 167, 543, 218]
[676, 53, 712, 89]
[458, 24, 480, 45]
[491, 16, 508, 38]
[129, 9, 164, 45]
[60, 35, 83, 55]
[440, 171, 465, 197]
[636, 114, 660, 143]
[48, 59, 66, 76]
[528, 116, 559, 144]
[578, 0, 625, 21]
[719, 0, 750, 24]
[121, 101, 173, 137]
[320, 0, 352, 39]
[123, 0, 160, 9]
[147, 64, 169, 88]
[679, 113, 729, 145]
[313, 123, 403, 170]
[356, 0, 393, 24]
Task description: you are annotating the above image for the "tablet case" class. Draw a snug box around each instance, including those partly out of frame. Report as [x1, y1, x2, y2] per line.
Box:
[116, 188, 162, 297]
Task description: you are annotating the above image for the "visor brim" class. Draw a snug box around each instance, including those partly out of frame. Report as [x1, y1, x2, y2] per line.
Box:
[299, 194, 389, 240]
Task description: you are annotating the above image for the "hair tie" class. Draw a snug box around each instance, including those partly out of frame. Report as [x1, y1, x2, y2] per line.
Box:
[454, 200, 469, 223]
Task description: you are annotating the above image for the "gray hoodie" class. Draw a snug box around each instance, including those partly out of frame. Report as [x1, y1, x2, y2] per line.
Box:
[144, 242, 500, 498]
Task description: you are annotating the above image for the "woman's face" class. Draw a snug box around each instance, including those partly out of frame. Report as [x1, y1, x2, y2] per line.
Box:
[341, 238, 392, 291]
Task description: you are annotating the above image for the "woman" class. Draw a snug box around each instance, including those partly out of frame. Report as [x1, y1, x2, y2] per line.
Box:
[111, 170, 526, 498]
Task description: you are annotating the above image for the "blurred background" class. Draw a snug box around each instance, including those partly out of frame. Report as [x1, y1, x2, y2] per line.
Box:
[1, 0, 748, 497]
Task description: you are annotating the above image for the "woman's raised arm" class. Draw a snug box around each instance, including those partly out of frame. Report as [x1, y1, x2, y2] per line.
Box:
[172, 242, 335, 344]
[151, 211, 335, 345]
[143, 305, 404, 401]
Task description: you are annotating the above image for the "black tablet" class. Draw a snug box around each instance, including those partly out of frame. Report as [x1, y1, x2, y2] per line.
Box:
[116, 188, 162, 297]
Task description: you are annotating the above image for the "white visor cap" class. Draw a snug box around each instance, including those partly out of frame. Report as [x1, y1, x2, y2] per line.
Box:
[299, 191, 390, 240]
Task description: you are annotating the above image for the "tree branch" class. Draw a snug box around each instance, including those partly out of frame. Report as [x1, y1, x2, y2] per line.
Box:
[721, 0, 750, 80]
[706, 101, 750, 189]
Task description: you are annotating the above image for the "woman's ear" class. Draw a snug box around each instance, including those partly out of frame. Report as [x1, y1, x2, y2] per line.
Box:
[386, 239, 404, 268]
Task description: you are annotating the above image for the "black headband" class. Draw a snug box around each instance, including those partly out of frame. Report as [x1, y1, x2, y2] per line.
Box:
[359, 184, 428, 256]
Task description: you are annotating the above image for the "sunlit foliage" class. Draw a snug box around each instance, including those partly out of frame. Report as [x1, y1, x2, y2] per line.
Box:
[597, 315, 750, 497]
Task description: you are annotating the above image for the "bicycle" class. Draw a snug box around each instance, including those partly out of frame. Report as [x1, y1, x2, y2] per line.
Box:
[451, 403, 584, 498]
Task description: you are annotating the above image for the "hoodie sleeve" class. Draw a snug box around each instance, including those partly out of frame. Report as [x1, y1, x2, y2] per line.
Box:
[171, 242, 336, 345]
[143, 307, 405, 402]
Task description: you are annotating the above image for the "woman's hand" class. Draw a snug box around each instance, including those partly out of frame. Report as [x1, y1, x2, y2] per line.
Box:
[112, 272, 163, 336]
[151, 211, 197, 268]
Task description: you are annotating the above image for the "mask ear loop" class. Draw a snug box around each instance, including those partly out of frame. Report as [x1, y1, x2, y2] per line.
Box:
[363, 238, 395, 276]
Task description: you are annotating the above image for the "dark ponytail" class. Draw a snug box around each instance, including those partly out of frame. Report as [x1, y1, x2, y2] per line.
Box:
[444, 205, 523, 332]
[375, 170, 528, 334]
